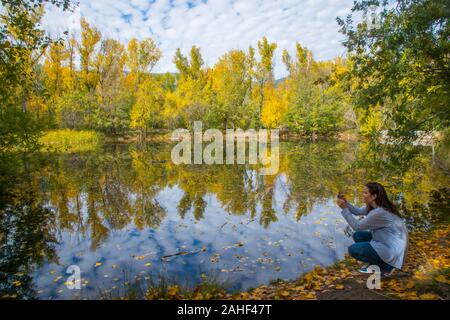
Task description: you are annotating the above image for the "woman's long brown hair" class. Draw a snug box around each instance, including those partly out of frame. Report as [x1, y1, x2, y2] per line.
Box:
[365, 182, 401, 217]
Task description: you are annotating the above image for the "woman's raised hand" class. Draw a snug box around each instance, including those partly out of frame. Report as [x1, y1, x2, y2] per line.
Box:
[336, 196, 348, 209]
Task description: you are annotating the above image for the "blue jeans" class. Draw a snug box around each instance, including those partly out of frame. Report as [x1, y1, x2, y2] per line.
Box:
[348, 231, 394, 272]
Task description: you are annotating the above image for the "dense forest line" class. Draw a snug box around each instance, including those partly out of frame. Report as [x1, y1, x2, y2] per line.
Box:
[1, 0, 449, 150]
[1, 10, 357, 141]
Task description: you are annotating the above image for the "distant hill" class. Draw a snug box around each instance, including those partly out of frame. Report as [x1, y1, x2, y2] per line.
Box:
[275, 77, 287, 86]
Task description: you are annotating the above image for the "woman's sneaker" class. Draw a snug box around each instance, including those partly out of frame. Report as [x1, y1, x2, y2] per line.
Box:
[358, 265, 395, 276]
[381, 268, 395, 277]
[358, 265, 371, 273]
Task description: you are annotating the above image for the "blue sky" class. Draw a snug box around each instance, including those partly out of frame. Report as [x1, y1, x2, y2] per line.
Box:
[43, 0, 354, 79]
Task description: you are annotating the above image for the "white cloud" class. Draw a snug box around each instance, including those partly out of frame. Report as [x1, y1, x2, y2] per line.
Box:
[42, 0, 353, 79]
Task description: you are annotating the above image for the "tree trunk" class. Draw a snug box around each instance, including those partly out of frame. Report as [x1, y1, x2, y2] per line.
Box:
[21, 89, 28, 113]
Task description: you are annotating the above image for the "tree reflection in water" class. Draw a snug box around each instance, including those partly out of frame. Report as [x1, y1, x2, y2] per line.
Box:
[0, 139, 448, 299]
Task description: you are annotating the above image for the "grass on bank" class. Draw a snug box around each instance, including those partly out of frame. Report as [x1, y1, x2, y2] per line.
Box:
[98, 272, 230, 300]
[39, 129, 102, 152]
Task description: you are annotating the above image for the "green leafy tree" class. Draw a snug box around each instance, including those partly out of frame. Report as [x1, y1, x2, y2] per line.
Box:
[131, 78, 165, 140]
[93, 38, 129, 135]
[337, 0, 450, 139]
[170, 46, 212, 128]
[0, 0, 72, 150]
[282, 43, 349, 136]
[210, 49, 253, 129]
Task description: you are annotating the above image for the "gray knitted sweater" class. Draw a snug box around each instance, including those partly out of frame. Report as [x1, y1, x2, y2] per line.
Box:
[341, 202, 408, 269]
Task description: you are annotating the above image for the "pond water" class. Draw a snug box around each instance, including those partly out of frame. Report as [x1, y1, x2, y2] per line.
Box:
[0, 140, 448, 299]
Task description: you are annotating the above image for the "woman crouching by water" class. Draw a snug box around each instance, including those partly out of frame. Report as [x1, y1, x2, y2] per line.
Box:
[336, 182, 408, 276]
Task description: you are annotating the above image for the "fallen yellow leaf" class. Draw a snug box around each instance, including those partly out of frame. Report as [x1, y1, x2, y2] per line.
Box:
[12, 281, 21, 287]
[434, 275, 448, 284]
[168, 285, 179, 297]
[303, 292, 315, 299]
[280, 291, 290, 297]
[419, 293, 439, 300]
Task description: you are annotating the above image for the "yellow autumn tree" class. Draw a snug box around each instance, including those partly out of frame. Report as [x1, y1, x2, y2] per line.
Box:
[261, 83, 288, 129]
[38, 42, 68, 122]
[210, 49, 252, 129]
[252, 37, 277, 128]
[78, 18, 101, 91]
[171, 46, 212, 128]
[126, 37, 162, 90]
[131, 78, 165, 140]
[44, 42, 70, 97]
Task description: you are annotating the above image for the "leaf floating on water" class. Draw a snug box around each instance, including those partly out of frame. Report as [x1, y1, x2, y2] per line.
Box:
[144, 262, 152, 267]
[94, 262, 102, 267]
[210, 253, 221, 263]
[222, 241, 245, 251]
[275, 266, 281, 272]
[227, 266, 245, 272]
[111, 264, 117, 269]
[12, 281, 22, 287]
[256, 257, 273, 264]
[132, 251, 156, 260]
[233, 254, 246, 262]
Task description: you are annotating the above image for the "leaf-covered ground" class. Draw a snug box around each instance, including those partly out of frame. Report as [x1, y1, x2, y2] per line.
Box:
[146, 225, 449, 300]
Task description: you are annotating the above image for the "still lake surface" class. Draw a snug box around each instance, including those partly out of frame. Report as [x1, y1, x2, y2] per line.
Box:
[1, 140, 448, 299]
